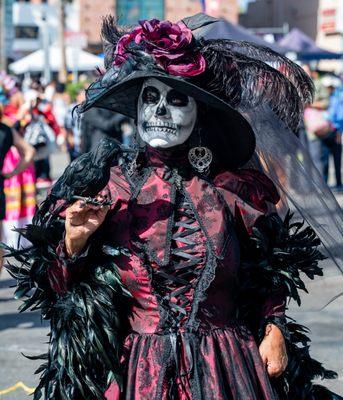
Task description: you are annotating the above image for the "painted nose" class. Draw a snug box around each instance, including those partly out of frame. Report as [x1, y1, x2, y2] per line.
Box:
[155, 104, 167, 116]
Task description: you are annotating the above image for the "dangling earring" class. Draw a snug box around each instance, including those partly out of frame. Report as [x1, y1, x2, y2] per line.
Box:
[188, 127, 213, 175]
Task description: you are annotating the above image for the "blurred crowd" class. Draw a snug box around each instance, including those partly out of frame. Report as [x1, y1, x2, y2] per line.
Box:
[0, 72, 133, 274]
[0, 66, 342, 276]
[303, 67, 343, 191]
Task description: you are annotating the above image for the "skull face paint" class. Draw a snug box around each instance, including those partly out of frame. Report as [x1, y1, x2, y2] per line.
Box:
[137, 78, 197, 148]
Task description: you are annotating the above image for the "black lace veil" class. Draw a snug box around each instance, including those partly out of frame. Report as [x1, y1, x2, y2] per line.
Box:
[243, 105, 343, 310]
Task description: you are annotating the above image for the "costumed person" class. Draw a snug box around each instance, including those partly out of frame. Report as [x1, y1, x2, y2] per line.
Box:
[0, 104, 35, 274]
[4, 14, 343, 400]
[1, 92, 37, 249]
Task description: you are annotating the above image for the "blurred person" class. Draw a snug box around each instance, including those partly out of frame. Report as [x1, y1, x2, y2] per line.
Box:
[303, 68, 331, 173]
[0, 86, 6, 104]
[0, 72, 18, 100]
[44, 79, 57, 102]
[21, 74, 33, 96]
[28, 96, 60, 187]
[121, 118, 135, 146]
[51, 81, 71, 155]
[65, 89, 85, 161]
[2, 93, 37, 246]
[81, 107, 130, 153]
[3, 91, 26, 124]
[23, 80, 44, 106]
[36, 96, 61, 136]
[0, 104, 35, 273]
[320, 76, 342, 190]
[52, 82, 69, 132]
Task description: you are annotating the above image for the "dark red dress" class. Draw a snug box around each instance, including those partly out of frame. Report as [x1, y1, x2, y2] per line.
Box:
[52, 147, 285, 400]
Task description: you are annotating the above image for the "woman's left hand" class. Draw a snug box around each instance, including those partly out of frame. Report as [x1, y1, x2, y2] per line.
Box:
[259, 324, 288, 378]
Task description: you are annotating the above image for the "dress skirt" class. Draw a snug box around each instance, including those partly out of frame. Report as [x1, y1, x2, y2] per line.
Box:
[105, 324, 277, 400]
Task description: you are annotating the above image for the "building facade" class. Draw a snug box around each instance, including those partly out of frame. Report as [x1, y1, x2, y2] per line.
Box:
[239, 0, 320, 40]
[10, 0, 240, 58]
[165, 0, 239, 24]
[239, 0, 343, 71]
[317, 0, 343, 50]
[77, 0, 114, 51]
[77, 0, 239, 50]
[316, 0, 343, 71]
[12, 0, 79, 57]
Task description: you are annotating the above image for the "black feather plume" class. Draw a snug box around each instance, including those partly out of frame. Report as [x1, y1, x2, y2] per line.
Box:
[198, 39, 313, 131]
[237, 211, 341, 399]
[101, 15, 129, 69]
[206, 39, 314, 104]
[4, 214, 131, 399]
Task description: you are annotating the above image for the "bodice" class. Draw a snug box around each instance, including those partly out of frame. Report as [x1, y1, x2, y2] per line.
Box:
[103, 147, 259, 335]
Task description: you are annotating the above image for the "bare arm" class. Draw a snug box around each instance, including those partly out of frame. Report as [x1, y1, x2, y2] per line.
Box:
[2, 130, 36, 179]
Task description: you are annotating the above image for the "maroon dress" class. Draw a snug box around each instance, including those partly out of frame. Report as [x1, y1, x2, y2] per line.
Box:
[52, 147, 285, 400]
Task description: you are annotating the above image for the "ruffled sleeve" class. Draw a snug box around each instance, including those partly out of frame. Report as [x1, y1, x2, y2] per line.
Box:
[214, 168, 280, 231]
[214, 169, 286, 327]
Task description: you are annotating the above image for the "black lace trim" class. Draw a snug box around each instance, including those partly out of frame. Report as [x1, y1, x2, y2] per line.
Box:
[130, 165, 154, 200]
[180, 188, 221, 333]
[154, 192, 205, 331]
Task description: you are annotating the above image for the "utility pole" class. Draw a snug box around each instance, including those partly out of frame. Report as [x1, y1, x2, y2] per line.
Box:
[0, 0, 6, 71]
[58, 0, 67, 83]
[0, 0, 14, 72]
[41, 13, 51, 84]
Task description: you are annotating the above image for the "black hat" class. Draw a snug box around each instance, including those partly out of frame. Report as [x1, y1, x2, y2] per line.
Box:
[77, 13, 313, 168]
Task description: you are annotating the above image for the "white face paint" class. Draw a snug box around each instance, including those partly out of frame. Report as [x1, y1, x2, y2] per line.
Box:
[137, 78, 197, 148]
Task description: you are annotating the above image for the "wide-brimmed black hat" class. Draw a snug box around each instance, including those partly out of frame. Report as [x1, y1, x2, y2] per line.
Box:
[77, 13, 313, 168]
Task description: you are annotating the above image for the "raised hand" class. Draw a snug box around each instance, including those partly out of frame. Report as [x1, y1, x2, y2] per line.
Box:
[65, 197, 110, 256]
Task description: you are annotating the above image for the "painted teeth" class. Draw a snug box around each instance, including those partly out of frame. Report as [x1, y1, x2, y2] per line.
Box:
[146, 126, 177, 134]
[146, 122, 177, 130]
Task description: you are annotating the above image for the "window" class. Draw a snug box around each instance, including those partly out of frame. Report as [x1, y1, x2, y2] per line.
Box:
[15, 26, 39, 39]
[116, 0, 164, 25]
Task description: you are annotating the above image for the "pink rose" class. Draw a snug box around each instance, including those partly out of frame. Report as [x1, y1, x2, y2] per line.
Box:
[113, 19, 206, 77]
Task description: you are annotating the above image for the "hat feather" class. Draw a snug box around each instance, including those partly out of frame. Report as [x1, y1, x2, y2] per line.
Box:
[101, 15, 128, 69]
[199, 39, 313, 131]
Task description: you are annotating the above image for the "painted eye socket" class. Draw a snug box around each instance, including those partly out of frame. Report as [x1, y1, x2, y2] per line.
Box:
[167, 90, 189, 107]
[142, 86, 160, 104]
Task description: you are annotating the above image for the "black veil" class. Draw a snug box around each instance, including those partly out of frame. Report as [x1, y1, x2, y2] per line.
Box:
[243, 105, 343, 310]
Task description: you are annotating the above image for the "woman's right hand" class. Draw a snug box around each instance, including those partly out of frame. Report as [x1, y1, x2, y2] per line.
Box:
[65, 199, 110, 256]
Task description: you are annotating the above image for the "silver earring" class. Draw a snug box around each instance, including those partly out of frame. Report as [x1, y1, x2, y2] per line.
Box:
[188, 146, 213, 175]
[188, 126, 213, 175]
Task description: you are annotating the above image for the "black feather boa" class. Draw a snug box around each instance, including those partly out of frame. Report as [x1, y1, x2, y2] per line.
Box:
[237, 211, 342, 399]
[3, 213, 131, 400]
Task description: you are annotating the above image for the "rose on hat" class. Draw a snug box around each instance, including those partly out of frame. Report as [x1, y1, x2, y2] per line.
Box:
[113, 18, 206, 77]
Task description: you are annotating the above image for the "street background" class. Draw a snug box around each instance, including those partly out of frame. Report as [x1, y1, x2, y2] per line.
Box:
[1, 0, 343, 398]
